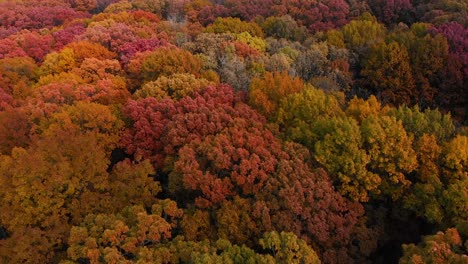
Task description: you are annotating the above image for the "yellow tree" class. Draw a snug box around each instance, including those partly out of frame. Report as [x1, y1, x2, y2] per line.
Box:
[134, 73, 214, 100]
[204, 17, 264, 37]
[0, 102, 160, 262]
[127, 47, 203, 90]
[249, 71, 304, 119]
[65, 202, 183, 263]
[360, 115, 417, 200]
[346, 95, 385, 123]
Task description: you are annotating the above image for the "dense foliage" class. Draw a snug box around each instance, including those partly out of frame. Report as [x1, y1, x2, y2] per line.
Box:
[0, 0, 466, 263]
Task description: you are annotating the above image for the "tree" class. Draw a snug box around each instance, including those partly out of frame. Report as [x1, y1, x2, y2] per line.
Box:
[233, 31, 267, 52]
[400, 228, 468, 264]
[117, 37, 170, 65]
[204, 17, 264, 37]
[285, 0, 350, 33]
[65, 202, 182, 263]
[432, 22, 467, 76]
[276, 85, 345, 148]
[388, 105, 455, 141]
[196, 4, 230, 26]
[65, 227, 319, 263]
[361, 41, 416, 106]
[441, 135, 467, 182]
[341, 13, 386, 55]
[0, 3, 88, 30]
[33, 72, 130, 107]
[215, 196, 267, 246]
[70, 57, 123, 83]
[81, 15, 159, 52]
[360, 115, 417, 200]
[211, 0, 274, 21]
[170, 119, 281, 208]
[13, 30, 55, 62]
[414, 0, 467, 26]
[218, 53, 253, 91]
[171, 123, 366, 263]
[402, 134, 445, 223]
[123, 84, 369, 262]
[440, 135, 468, 235]
[260, 15, 307, 41]
[68, 0, 97, 11]
[182, 32, 233, 70]
[37, 101, 124, 149]
[0, 132, 111, 262]
[0, 100, 161, 262]
[441, 178, 468, 237]
[52, 23, 87, 50]
[65, 40, 117, 63]
[260, 231, 321, 264]
[388, 23, 451, 108]
[293, 43, 331, 82]
[130, 0, 167, 17]
[310, 0, 351, 32]
[314, 116, 380, 202]
[264, 53, 295, 75]
[122, 84, 266, 170]
[158, 237, 275, 264]
[0, 56, 38, 99]
[0, 88, 16, 111]
[430, 22, 467, 120]
[249, 71, 304, 119]
[263, 143, 368, 263]
[0, 108, 31, 155]
[126, 47, 203, 89]
[346, 95, 385, 124]
[368, 0, 413, 25]
[39, 48, 78, 77]
[0, 38, 27, 59]
[325, 29, 346, 48]
[134, 73, 214, 100]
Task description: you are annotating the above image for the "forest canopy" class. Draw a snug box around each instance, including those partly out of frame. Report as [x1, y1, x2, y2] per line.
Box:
[0, 0, 467, 263]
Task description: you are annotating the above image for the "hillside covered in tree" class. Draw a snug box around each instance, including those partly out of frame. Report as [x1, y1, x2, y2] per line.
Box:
[0, 0, 467, 263]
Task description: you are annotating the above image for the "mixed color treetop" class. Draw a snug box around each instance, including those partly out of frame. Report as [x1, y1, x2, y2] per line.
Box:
[0, 0, 467, 263]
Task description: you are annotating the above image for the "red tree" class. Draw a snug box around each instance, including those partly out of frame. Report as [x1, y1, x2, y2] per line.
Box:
[122, 84, 264, 169]
[122, 84, 371, 263]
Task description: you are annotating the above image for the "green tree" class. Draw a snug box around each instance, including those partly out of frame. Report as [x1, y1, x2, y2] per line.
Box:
[388, 105, 455, 142]
[341, 13, 386, 55]
[314, 117, 380, 202]
[127, 47, 203, 89]
[259, 231, 321, 264]
[134, 73, 214, 100]
[261, 15, 307, 41]
[204, 17, 264, 37]
[276, 85, 345, 147]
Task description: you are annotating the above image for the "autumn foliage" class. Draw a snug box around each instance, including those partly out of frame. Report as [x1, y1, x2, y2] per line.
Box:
[0, 0, 467, 263]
